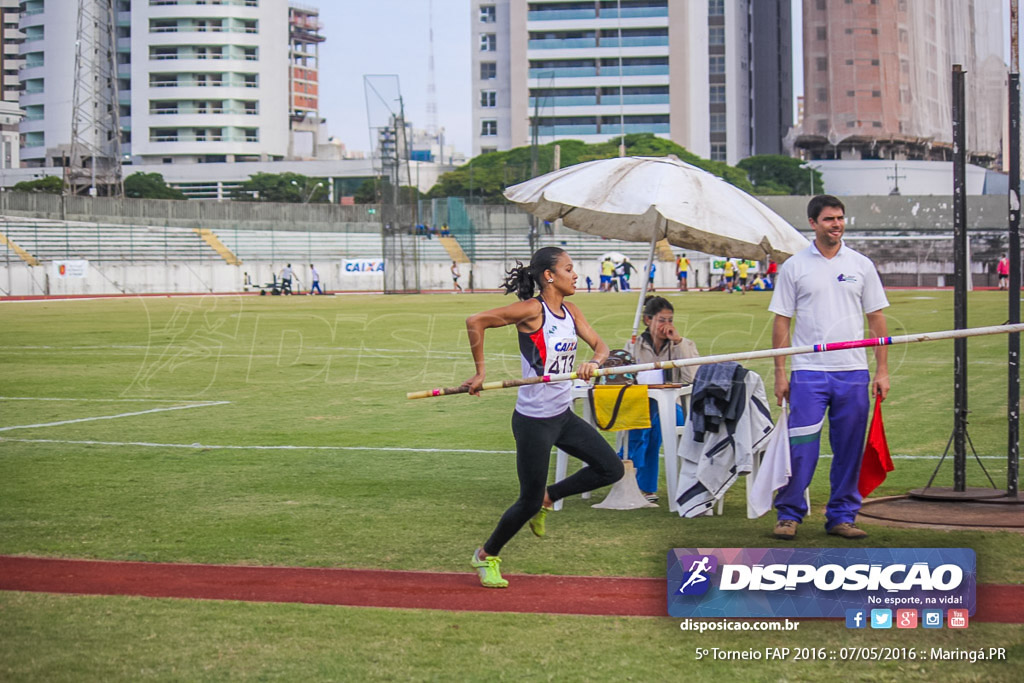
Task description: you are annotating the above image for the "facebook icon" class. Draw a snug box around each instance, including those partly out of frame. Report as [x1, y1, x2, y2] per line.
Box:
[845, 609, 867, 629]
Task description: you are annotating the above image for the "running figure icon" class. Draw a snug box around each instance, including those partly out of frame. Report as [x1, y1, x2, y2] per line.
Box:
[678, 556, 712, 593]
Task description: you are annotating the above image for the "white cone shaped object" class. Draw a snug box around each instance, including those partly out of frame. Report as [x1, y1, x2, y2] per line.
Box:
[592, 460, 658, 510]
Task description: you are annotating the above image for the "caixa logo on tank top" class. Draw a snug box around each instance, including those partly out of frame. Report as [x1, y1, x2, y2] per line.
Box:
[667, 548, 975, 618]
[837, 273, 859, 283]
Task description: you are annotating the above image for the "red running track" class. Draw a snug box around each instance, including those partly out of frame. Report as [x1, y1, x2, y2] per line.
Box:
[1, 556, 1021, 622]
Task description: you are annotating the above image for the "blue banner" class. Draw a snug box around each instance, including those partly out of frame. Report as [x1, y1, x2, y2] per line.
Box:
[667, 548, 975, 618]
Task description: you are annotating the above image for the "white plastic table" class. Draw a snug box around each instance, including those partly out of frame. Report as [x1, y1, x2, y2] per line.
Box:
[553, 383, 692, 512]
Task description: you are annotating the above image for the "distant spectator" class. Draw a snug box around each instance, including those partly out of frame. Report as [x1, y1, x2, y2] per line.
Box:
[451, 261, 464, 293]
[309, 264, 323, 295]
[723, 259, 735, 293]
[998, 254, 1010, 290]
[280, 263, 295, 295]
[677, 253, 690, 291]
[619, 259, 636, 292]
[766, 260, 778, 288]
[600, 257, 615, 292]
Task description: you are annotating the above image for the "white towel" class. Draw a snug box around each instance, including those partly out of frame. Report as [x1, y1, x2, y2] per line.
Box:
[747, 403, 791, 519]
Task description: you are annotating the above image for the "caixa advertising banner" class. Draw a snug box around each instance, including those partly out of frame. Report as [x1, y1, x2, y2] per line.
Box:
[667, 548, 975, 618]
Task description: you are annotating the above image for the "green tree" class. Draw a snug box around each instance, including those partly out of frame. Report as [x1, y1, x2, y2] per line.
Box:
[737, 155, 821, 195]
[427, 134, 756, 202]
[124, 172, 187, 200]
[232, 172, 329, 203]
[12, 176, 63, 194]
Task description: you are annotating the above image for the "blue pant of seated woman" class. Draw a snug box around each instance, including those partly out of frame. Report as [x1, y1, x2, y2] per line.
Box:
[619, 398, 686, 494]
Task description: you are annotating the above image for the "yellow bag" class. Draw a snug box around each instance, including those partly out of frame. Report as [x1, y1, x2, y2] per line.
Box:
[589, 384, 651, 431]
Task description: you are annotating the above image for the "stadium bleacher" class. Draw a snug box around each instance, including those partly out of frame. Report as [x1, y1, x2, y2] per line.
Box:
[1, 222, 217, 263]
[2, 219, 675, 270]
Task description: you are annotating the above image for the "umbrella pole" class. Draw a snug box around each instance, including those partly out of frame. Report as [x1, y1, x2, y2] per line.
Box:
[629, 227, 660, 349]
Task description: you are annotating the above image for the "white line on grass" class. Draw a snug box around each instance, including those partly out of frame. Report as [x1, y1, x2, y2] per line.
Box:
[0, 401, 230, 432]
[0, 436, 1008, 459]
[0, 396, 225, 403]
[0, 437, 515, 454]
[0, 345, 520, 360]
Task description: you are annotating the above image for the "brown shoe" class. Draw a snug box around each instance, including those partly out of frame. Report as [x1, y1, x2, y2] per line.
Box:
[828, 522, 868, 539]
[773, 519, 798, 540]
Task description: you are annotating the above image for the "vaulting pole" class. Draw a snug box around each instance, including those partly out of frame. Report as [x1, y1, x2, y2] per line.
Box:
[406, 323, 1024, 399]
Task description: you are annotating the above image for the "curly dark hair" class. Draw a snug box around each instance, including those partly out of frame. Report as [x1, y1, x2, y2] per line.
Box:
[502, 247, 566, 300]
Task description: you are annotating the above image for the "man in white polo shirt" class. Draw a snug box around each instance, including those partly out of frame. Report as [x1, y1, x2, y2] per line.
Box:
[769, 195, 890, 541]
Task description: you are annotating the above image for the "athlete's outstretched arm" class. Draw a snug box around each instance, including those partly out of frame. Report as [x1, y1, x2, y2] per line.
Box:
[462, 299, 542, 395]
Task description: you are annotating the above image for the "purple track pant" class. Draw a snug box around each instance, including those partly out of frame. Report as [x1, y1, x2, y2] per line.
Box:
[774, 369, 870, 530]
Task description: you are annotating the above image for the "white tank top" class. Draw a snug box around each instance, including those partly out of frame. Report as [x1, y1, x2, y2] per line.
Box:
[515, 298, 577, 418]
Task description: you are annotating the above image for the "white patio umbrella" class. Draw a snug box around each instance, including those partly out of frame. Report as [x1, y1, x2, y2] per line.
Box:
[504, 155, 809, 342]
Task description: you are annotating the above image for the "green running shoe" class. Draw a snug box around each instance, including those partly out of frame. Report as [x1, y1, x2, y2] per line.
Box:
[528, 506, 550, 538]
[471, 549, 508, 588]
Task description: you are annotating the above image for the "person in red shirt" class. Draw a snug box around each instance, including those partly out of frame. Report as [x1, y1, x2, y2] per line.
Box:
[997, 254, 1010, 290]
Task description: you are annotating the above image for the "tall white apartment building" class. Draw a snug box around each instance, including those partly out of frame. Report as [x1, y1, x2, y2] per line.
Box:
[471, 0, 792, 164]
[1, 0, 23, 103]
[17, 0, 291, 168]
[132, 0, 289, 164]
[17, 0, 74, 167]
[0, 0, 24, 170]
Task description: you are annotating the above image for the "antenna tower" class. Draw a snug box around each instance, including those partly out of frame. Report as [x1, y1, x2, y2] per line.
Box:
[425, 0, 439, 142]
[66, 0, 123, 197]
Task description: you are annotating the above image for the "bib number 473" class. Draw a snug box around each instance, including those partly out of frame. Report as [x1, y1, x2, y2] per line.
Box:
[548, 354, 575, 375]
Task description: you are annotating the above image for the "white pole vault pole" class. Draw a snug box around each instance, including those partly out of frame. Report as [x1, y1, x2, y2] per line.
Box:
[406, 323, 1024, 400]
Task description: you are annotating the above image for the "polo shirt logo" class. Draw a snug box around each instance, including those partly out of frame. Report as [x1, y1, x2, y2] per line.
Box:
[837, 273, 858, 283]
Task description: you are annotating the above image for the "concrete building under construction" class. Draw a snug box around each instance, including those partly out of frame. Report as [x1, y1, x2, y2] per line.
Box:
[794, 0, 1007, 167]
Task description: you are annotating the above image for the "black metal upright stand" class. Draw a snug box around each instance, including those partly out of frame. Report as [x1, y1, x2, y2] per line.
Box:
[951, 65, 969, 492]
[913, 65, 1000, 501]
[1008, 69, 1021, 498]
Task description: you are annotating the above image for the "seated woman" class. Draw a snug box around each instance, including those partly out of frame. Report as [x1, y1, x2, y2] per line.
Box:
[621, 296, 699, 502]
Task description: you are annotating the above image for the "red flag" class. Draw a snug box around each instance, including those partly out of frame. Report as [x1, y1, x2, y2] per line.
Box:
[858, 393, 894, 498]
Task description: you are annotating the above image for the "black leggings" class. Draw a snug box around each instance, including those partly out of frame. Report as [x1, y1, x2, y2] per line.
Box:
[483, 409, 624, 556]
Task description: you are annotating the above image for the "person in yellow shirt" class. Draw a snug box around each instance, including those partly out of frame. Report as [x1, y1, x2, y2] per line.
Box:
[600, 257, 615, 292]
[738, 260, 750, 294]
[676, 254, 690, 291]
[723, 259, 735, 293]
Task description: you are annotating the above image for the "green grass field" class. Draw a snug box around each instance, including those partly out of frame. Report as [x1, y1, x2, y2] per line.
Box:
[1, 290, 1022, 681]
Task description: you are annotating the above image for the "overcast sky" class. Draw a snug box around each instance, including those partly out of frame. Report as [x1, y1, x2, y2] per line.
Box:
[316, 0, 1020, 158]
[317, 1, 471, 156]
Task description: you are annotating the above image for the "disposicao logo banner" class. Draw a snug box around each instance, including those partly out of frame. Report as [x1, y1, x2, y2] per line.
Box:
[667, 548, 975, 618]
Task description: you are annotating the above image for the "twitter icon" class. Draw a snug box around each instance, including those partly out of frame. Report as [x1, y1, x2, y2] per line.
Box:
[870, 609, 892, 629]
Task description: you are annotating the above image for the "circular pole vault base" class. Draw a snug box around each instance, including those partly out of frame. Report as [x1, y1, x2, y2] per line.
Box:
[859, 495, 1024, 531]
[907, 486, 1010, 501]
